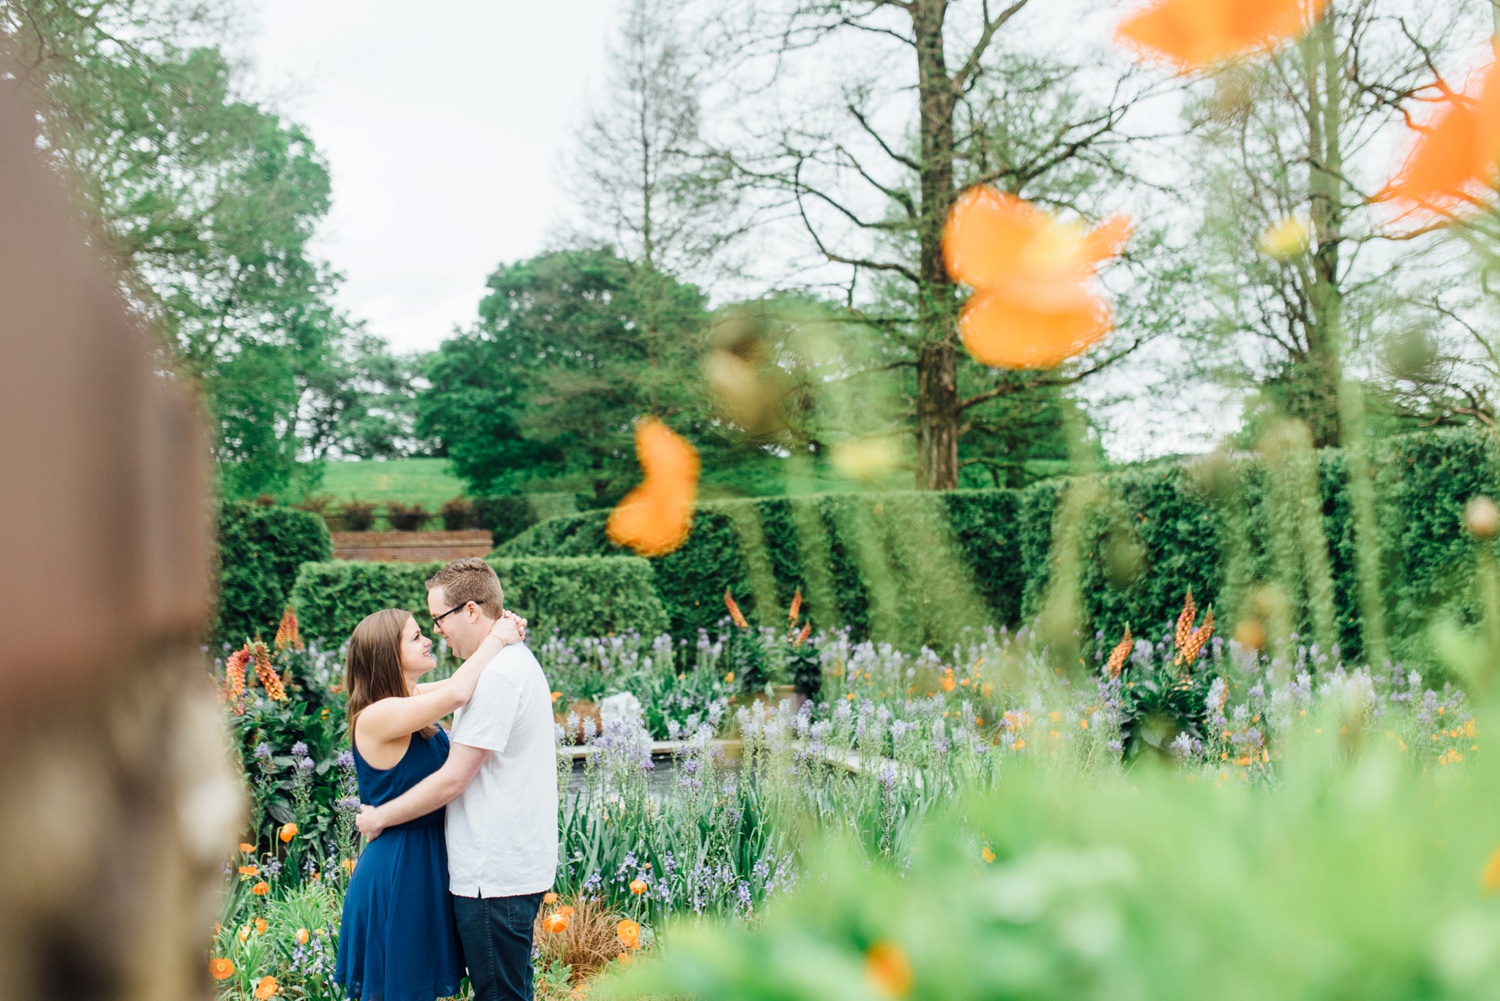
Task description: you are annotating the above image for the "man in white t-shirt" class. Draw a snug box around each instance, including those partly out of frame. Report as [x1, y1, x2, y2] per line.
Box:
[356, 558, 558, 1001]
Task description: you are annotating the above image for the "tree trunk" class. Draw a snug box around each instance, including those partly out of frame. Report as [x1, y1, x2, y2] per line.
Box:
[1300, 4, 1345, 447]
[912, 0, 961, 489]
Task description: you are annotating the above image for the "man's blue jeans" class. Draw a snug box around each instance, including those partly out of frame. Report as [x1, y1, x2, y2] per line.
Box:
[452, 891, 544, 1001]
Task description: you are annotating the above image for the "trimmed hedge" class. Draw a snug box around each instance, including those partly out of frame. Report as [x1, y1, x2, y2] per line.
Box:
[217, 502, 333, 644]
[473, 492, 581, 547]
[499, 429, 1500, 659]
[290, 555, 668, 643]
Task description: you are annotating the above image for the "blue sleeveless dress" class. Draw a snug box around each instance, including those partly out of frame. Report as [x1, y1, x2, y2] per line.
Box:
[335, 728, 465, 1001]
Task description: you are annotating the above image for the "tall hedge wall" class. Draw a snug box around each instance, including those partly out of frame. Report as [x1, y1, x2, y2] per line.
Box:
[499, 429, 1500, 659]
[473, 492, 580, 547]
[217, 502, 333, 644]
[290, 556, 668, 643]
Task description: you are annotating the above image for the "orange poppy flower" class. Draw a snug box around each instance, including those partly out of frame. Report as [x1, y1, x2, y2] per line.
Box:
[279, 823, 298, 843]
[254, 918, 268, 935]
[208, 957, 235, 981]
[1482, 846, 1500, 893]
[943, 187, 1130, 370]
[865, 941, 913, 998]
[251, 881, 270, 896]
[254, 975, 279, 999]
[616, 918, 641, 950]
[239, 842, 254, 854]
[238, 865, 259, 877]
[543, 891, 559, 905]
[1378, 45, 1500, 219]
[606, 418, 700, 557]
[1117, 0, 1329, 70]
[629, 879, 648, 895]
[542, 913, 570, 934]
[295, 928, 310, 945]
[555, 905, 575, 918]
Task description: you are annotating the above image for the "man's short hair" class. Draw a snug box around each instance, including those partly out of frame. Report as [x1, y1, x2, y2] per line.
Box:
[427, 557, 503, 613]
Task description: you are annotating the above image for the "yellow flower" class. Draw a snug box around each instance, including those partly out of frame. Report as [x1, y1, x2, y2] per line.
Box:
[865, 941, 913, 998]
[723, 672, 735, 685]
[1259, 216, 1310, 261]
[209, 958, 235, 981]
[981, 846, 996, 864]
[254, 975, 279, 999]
[279, 823, 298, 843]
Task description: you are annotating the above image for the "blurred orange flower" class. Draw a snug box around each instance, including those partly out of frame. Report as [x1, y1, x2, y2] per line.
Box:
[1118, 0, 1329, 70]
[254, 975, 279, 999]
[556, 905, 575, 918]
[295, 928, 310, 945]
[239, 842, 254, 854]
[342, 858, 356, 875]
[542, 913, 570, 934]
[1378, 44, 1500, 219]
[1482, 846, 1500, 893]
[251, 881, 269, 896]
[209, 958, 235, 981]
[238, 865, 258, 877]
[981, 846, 996, 863]
[629, 879, 648, 895]
[279, 823, 298, 843]
[617, 918, 641, 950]
[943, 187, 1130, 370]
[865, 941, 913, 998]
[606, 418, 700, 556]
[543, 891, 559, 905]
[254, 918, 268, 935]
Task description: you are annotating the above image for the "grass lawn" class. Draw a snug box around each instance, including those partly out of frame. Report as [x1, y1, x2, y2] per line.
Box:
[312, 457, 465, 509]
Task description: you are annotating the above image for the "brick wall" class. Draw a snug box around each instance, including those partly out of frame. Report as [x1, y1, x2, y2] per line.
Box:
[331, 530, 494, 563]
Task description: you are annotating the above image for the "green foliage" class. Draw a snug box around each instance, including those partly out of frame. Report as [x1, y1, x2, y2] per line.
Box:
[217, 502, 332, 643]
[502, 429, 1500, 661]
[724, 627, 770, 693]
[289, 556, 669, 642]
[474, 492, 582, 546]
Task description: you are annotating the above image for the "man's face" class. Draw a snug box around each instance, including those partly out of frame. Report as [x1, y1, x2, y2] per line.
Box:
[428, 585, 485, 659]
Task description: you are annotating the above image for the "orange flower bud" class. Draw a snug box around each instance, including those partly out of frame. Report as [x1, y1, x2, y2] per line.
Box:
[279, 823, 298, 843]
[866, 941, 913, 998]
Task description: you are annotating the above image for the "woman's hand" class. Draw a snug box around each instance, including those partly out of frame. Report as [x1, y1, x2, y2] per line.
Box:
[490, 610, 527, 645]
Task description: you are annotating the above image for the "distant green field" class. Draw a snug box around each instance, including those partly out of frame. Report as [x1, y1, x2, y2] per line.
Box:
[311, 458, 465, 508]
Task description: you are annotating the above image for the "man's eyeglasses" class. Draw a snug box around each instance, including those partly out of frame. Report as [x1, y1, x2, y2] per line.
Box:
[432, 599, 482, 628]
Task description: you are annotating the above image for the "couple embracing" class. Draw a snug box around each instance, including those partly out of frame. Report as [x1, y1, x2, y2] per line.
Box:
[333, 557, 557, 1001]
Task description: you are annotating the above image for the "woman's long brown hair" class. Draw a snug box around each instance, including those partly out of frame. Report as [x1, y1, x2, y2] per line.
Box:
[345, 608, 436, 741]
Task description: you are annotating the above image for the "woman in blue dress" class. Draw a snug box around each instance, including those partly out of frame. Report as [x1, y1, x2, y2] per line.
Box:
[335, 606, 523, 1001]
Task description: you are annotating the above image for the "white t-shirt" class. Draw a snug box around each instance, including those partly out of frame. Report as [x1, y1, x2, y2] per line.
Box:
[447, 643, 558, 898]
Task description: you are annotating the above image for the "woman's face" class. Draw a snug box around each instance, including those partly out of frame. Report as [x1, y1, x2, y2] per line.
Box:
[399, 616, 437, 677]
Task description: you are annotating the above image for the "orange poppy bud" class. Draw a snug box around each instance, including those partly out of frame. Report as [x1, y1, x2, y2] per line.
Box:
[866, 941, 913, 998]
[208, 958, 235, 981]
[542, 913, 570, 934]
[606, 417, 700, 556]
[295, 928, 310, 945]
[629, 879, 648, 895]
[616, 918, 641, 950]
[543, 891, 559, 905]
[254, 975, 279, 999]
[279, 823, 298, 843]
[254, 918, 268, 935]
[252, 881, 270, 896]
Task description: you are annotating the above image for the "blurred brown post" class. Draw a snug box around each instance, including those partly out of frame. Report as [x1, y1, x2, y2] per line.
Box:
[0, 70, 238, 1000]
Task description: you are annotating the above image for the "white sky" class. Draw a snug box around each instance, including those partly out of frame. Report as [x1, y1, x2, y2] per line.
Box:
[250, 0, 621, 355]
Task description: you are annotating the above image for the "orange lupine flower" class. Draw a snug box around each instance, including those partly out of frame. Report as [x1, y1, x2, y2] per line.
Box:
[251, 642, 287, 701]
[251, 881, 270, 896]
[943, 187, 1130, 370]
[254, 975, 279, 999]
[274, 606, 303, 651]
[1117, 0, 1329, 71]
[279, 823, 298, 843]
[254, 918, 268, 935]
[1378, 44, 1500, 220]
[788, 588, 803, 623]
[794, 622, 812, 647]
[629, 879, 648, 895]
[865, 941, 913, 998]
[606, 417, 700, 557]
[543, 892, 559, 905]
[209, 958, 235, 981]
[616, 918, 641, 949]
[724, 589, 750, 629]
[223, 649, 250, 701]
[1106, 626, 1133, 677]
[542, 913, 570, 934]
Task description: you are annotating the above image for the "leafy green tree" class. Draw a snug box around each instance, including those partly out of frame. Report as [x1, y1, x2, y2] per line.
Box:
[419, 247, 731, 502]
[4, 0, 357, 498]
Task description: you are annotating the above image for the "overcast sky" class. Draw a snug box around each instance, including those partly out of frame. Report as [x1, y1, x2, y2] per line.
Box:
[250, 0, 622, 356]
